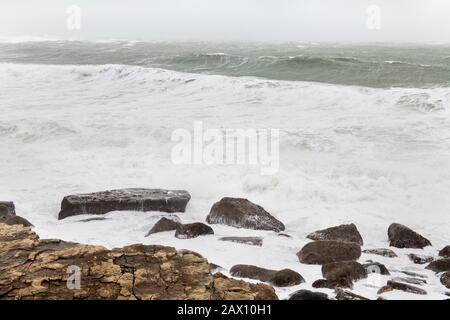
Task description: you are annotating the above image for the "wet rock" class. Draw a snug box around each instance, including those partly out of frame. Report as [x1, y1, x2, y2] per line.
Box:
[219, 236, 263, 246]
[441, 272, 450, 289]
[297, 241, 361, 265]
[398, 270, 427, 279]
[362, 248, 397, 258]
[209, 263, 225, 273]
[206, 197, 285, 232]
[439, 246, 450, 258]
[0, 224, 276, 300]
[335, 289, 369, 300]
[391, 277, 427, 286]
[363, 261, 390, 275]
[408, 253, 434, 265]
[230, 264, 304, 287]
[322, 261, 367, 281]
[278, 233, 291, 238]
[426, 258, 450, 273]
[312, 278, 353, 289]
[79, 217, 109, 222]
[307, 223, 363, 245]
[289, 290, 328, 300]
[4, 215, 34, 227]
[145, 217, 182, 236]
[58, 188, 191, 220]
[363, 249, 397, 258]
[0, 202, 15, 220]
[388, 223, 431, 249]
[175, 223, 214, 239]
[377, 281, 427, 295]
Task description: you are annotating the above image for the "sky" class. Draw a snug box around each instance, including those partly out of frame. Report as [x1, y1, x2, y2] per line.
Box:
[1, 0, 450, 43]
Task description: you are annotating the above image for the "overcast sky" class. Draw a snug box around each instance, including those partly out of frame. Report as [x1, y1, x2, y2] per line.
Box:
[1, 0, 450, 43]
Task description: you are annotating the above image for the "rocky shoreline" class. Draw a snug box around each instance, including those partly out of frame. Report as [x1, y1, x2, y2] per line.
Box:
[1, 189, 449, 300]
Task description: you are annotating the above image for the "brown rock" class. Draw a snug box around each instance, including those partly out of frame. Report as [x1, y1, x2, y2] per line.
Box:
[378, 281, 427, 295]
[335, 288, 369, 300]
[407, 253, 434, 265]
[439, 246, 450, 258]
[391, 277, 427, 286]
[145, 217, 182, 236]
[441, 272, 450, 289]
[307, 223, 363, 245]
[58, 188, 191, 220]
[312, 278, 353, 289]
[426, 258, 450, 273]
[0, 224, 276, 300]
[0, 202, 15, 220]
[322, 261, 366, 281]
[289, 290, 328, 300]
[219, 236, 263, 246]
[206, 197, 285, 232]
[3, 215, 34, 227]
[175, 223, 214, 239]
[363, 262, 390, 275]
[362, 248, 397, 258]
[297, 241, 361, 265]
[230, 264, 304, 287]
[388, 223, 431, 249]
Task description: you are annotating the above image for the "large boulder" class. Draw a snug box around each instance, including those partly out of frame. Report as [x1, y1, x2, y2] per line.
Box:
[387, 223, 431, 249]
[307, 223, 363, 245]
[439, 246, 450, 258]
[321, 261, 367, 281]
[145, 217, 182, 236]
[219, 237, 263, 246]
[230, 264, 304, 287]
[175, 223, 214, 239]
[441, 272, 450, 289]
[0, 202, 15, 218]
[206, 197, 285, 232]
[58, 188, 191, 220]
[289, 290, 328, 300]
[0, 224, 277, 300]
[426, 258, 450, 273]
[297, 241, 361, 265]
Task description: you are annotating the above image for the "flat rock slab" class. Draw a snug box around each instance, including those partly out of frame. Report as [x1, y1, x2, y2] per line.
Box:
[297, 240, 361, 265]
[58, 188, 191, 219]
[388, 223, 431, 249]
[378, 281, 427, 295]
[219, 237, 263, 246]
[307, 223, 364, 245]
[230, 264, 304, 287]
[206, 197, 285, 232]
[362, 248, 397, 258]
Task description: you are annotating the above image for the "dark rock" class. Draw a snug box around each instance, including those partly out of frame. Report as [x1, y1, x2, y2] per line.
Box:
[145, 217, 182, 236]
[4, 216, 33, 227]
[388, 223, 431, 249]
[0, 202, 15, 220]
[0, 224, 277, 300]
[426, 258, 450, 273]
[209, 263, 225, 273]
[312, 278, 353, 289]
[219, 236, 263, 246]
[206, 197, 285, 232]
[175, 223, 214, 239]
[278, 233, 291, 238]
[362, 248, 397, 258]
[289, 290, 328, 300]
[363, 262, 390, 275]
[230, 264, 304, 287]
[335, 288, 369, 300]
[58, 188, 191, 220]
[439, 246, 450, 258]
[378, 281, 427, 295]
[391, 277, 427, 286]
[307, 223, 363, 245]
[441, 272, 450, 289]
[322, 261, 367, 281]
[79, 217, 109, 222]
[297, 241, 361, 265]
[398, 270, 427, 279]
[407, 253, 434, 265]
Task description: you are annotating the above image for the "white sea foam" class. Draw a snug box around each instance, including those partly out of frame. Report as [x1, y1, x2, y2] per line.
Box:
[1, 63, 449, 299]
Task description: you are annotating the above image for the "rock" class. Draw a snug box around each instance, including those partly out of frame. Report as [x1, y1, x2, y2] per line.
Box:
[3, 215, 34, 227]
[289, 290, 328, 300]
[145, 217, 182, 236]
[363, 262, 390, 275]
[362, 248, 397, 258]
[0, 202, 15, 220]
[388, 223, 431, 249]
[307, 223, 363, 245]
[209, 263, 225, 273]
[322, 261, 367, 281]
[335, 289, 369, 300]
[398, 270, 427, 279]
[58, 188, 191, 220]
[79, 217, 109, 222]
[219, 237, 263, 246]
[230, 264, 304, 287]
[278, 233, 291, 238]
[426, 258, 450, 273]
[0, 224, 277, 300]
[312, 278, 353, 289]
[439, 246, 450, 258]
[441, 272, 450, 289]
[391, 277, 427, 286]
[206, 197, 285, 232]
[297, 241, 361, 265]
[175, 223, 214, 239]
[377, 281, 427, 295]
[407, 253, 434, 265]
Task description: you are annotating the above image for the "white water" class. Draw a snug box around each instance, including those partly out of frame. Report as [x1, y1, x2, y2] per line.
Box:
[1, 63, 450, 299]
